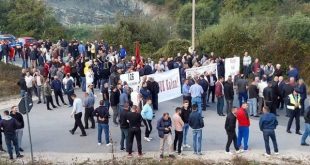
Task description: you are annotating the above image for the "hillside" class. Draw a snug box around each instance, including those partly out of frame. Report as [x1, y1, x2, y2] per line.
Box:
[45, 0, 158, 25]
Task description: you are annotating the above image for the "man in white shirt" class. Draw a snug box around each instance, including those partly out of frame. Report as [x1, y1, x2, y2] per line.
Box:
[242, 52, 252, 78]
[69, 94, 87, 137]
[24, 71, 34, 98]
[258, 76, 268, 114]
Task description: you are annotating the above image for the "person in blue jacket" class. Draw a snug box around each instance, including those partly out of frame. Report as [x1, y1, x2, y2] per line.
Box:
[119, 45, 127, 59]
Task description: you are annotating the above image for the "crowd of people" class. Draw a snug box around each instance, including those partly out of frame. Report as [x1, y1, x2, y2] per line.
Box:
[0, 38, 309, 160]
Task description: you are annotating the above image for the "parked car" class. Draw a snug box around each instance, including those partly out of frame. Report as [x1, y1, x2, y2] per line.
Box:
[0, 34, 16, 46]
[17, 37, 37, 47]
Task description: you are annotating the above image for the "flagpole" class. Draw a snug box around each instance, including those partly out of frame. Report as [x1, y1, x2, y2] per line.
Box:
[191, 0, 196, 51]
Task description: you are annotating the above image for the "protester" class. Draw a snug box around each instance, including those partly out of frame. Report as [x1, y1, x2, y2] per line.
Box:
[215, 76, 225, 116]
[69, 94, 87, 137]
[10, 106, 24, 152]
[63, 73, 75, 107]
[33, 71, 44, 104]
[189, 77, 204, 114]
[0, 110, 24, 160]
[263, 82, 274, 114]
[83, 92, 95, 129]
[206, 72, 217, 103]
[119, 103, 130, 151]
[188, 104, 204, 155]
[248, 81, 259, 117]
[301, 105, 310, 146]
[147, 77, 160, 111]
[157, 112, 174, 159]
[297, 79, 307, 115]
[51, 76, 67, 106]
[25, 71, 34, 98]
[224, 76, 234, 114]
[173, 107, 184, 155]
[236, 102, 250, 151]
[286, 89, 302, 135]
[110, 86, 120, 126]
[242, 51, 252, 78]
[259, 106, 279, 157]
[236, 75, 248, 107]
[126, 105, 143, 157]
[198, 74, 209, 110]
[225, 107, 241, 154]
[43, 78, 57, 110]
[93, 100, 111, 146]
[141, 98, 153, 142]
[180, 100, 191, 149]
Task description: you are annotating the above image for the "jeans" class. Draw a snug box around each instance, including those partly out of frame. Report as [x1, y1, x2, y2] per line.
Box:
[98, 123, 110, 144]
[120, 128, 129, 150]
[237, 126, 249, 150]
[36, 85, 42, 102]
[192, 129, 202, 153]
[263, 129, 278, 154]
[22, 58, 28, 68]
[238, 92, 248, 107]
[20, 90, 26, 98]
[183, 123, 189, 145]
[248, 98, 257, 116]
[192, 97, 202, 114]
[258, 97, 264, 114]
[217, 96, 224, 115]
[226, 99, 233, 114]
[81, 77, 86, 92]
[301, 123, 310, 144]
[4, 133, 20, 158]
[15, 129, 23, 149]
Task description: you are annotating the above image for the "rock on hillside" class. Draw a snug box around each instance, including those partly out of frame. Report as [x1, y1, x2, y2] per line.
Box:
[45, 0, 156, 25]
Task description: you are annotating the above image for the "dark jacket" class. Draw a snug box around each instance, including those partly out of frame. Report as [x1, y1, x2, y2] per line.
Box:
[180, 107, 191, 124]
[110, 90, 120, 106]
[147, 81, 160, 96]
[10, 112, 24, 129]
[0, 116, 21, 134]
[225, 112, 237, 132]
[224, 81, 234, 100]
[263, 86, 273, 102]
[188, 111, 204, 129]
[51, 79, 63, 91]
[206, 74, 217, 86]
[17, 76, 27, 91]
[298, 84, 307, 100]
[157, 117, 172, 138]
[248, 84, 259, 99]
[92, 106, 109, 124]
[259, 112, 278, 131]
[140, 87, 151, 100]
[119, 110, 129, 129]
[199, 78, 209, 93]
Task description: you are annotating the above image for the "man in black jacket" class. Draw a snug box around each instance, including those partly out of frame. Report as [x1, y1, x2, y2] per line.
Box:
[93, 100, 111, 146]
[0, 110, 23, 160]
[263, 82, 274, 114]
[271, 77, 280, 116]
[199, 75, 209, 111]
[17, 74, 27, 98]
[188, 104, 204, 155]
[10, 106, 24, 152]
[225, 108, 240, 154]
[224, 76, 234, 114]
[119, 103, 130, 151]
[110, 86, 120, 126]
[126, 105, 143, 157]
[301, 106, 310, 146]
[147, 77, 160, 111]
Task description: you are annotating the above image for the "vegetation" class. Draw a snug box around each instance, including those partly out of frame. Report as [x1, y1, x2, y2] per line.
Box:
[0, 62, 21, 99]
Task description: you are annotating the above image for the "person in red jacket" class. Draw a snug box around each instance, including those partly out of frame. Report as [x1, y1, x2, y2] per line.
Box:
[236, 102, 250, 151]
[64, 63, 71, 75]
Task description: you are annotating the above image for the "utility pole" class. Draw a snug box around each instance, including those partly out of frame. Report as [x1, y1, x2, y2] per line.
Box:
[191, 0, 196, 51]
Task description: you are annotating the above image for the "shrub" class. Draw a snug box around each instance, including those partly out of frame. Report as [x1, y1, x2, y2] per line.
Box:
[153, 39, 191, 59]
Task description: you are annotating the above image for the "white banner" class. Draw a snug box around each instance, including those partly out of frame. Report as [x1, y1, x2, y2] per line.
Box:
[120, 72, 140, 92]
[225, 57, 240, 80]
[146, 69, 181, 103]
[185, 63, 218, 78]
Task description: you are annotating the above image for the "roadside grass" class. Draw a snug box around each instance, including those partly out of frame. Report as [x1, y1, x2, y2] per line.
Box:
[0, 62, 21, 100]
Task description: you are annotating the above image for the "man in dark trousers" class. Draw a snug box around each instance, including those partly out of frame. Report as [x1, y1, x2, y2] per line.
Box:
[119, 103, 130, 151]
[224, 76, 234, 114]
[301, 105, 310, 146]
[126, 105, 143, 157]
[206, 72, 217, 103]
[69, 94, 87, 137]
[199, 74, 209, 111]
[286, 88, 302, 135]
[259, 106, 279, 157]
[147, 77, 160, 111]
[0, 110, 23, 160]
[51, 76, 67, 106]
[83, 92, 95, 129]
[263, 82, 274, 114]
[225, 107, 241, 154]
[93, 100, 111, 146]
[10, 106, 24, 152]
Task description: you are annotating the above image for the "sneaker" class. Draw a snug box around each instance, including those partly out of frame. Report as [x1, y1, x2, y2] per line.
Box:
[185, 144, 191, 148]
[106, 143, 112, 146]
[144, 137, 151, 142]
[178, 153, 184, 156]
[127, 154, 133, 158]
[120, 148, 126, 151]
[182, 144, 186, 148]
[225, 151, 233, 155]
[236, 150, 243, 154]
[17, 154, 24, 158]
[301, 143, 310, 146]
[264, 153, 271, 157]
[19, 148, 24, 152]
[80, 134, 87, 137]
[69, 130, 74, 135]
[138, 153, 143, 157]
[197, 152, 203, 155]
[98, 143, 102, 146]
[148, 137, 153, 140]
[274, 152, 279, 155]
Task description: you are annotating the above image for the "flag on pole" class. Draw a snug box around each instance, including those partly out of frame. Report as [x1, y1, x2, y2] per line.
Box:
[135, 41, 141, 65]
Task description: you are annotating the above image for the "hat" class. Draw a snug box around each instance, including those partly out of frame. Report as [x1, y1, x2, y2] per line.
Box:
[294, 88, 300, 93]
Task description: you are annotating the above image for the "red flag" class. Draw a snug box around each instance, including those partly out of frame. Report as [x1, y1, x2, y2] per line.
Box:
[135, 42, 141, 65]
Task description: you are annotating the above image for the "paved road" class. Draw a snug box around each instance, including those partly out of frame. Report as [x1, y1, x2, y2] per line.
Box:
[6, 88, 307, 155]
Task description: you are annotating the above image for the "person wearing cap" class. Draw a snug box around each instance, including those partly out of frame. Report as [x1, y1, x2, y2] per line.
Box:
[286, 88, 302, 135]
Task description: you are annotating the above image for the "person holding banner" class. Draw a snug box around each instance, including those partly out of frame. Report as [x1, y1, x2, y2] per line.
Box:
[189, 77, 204, 115]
